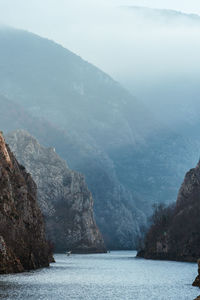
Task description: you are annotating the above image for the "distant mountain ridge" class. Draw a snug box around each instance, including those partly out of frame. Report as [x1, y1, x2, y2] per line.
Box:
[124, 6, 200, 24]
[0, 26, 155, 139]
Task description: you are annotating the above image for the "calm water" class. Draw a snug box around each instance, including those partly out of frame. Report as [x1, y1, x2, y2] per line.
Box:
[0, 251, 199, 300]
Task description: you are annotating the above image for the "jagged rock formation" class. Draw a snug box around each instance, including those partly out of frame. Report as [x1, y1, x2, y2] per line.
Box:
[138, 160, 200, 262]
[6, 130, 106, 253]
[0, 131, 52, 274]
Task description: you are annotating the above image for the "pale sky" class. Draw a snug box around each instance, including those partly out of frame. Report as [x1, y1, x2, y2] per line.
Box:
[123, 0, 200, 13]
[0, 1, 200, 60]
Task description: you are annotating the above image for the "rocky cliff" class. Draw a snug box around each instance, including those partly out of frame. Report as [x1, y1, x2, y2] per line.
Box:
[137, 160, 200, 262]
[6, 130, 106, 253]
[0, 131, 52, 274]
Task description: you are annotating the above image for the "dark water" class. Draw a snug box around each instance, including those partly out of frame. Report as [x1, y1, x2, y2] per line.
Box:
[0, 251, 199, 300]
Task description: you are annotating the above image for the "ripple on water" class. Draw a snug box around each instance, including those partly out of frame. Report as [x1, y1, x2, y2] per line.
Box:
[0, 251, 199, 300]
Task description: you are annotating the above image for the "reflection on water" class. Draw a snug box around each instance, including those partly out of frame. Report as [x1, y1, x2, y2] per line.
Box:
[0, 251, 199, 300]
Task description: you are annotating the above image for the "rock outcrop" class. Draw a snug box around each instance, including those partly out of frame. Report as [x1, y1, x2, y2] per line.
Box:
[6, 130, 106, 253]
[138, 160, 200, 262]
[0, 131, 52, 274]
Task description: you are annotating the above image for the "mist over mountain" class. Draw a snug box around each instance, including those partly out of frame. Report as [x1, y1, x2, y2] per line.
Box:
[124, 6, 200, 25]
[0, 27, 199, 249]
[114, 6, 200, 133]
[1, 4, 199, 132]
[0, 27, 155, 145]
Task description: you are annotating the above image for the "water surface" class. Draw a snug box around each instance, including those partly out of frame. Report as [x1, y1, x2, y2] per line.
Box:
[0, 251, 199, 299]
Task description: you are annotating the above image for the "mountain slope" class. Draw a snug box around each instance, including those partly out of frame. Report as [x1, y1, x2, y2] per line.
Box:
[0, 26, 154, 148]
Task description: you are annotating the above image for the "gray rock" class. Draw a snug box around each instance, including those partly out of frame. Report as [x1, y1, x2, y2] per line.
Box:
[6, 130, 106, 253]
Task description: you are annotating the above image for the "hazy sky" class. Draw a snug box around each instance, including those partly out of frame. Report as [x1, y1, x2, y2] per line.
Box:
[0, 1, 199, 77]
[0, 1, 200, 67]
[0, 0, 200, 125]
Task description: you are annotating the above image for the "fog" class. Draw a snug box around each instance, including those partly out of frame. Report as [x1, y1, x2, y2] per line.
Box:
[0, 0, 200, 127]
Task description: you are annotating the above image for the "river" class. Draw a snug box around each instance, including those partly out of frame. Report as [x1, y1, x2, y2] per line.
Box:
[0, 251, 199, 299]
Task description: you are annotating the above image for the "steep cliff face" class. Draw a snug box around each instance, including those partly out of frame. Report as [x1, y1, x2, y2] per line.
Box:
[0, 131, 52, 274]
[6, 130, 106, 253]
[138, 160, 200, 262]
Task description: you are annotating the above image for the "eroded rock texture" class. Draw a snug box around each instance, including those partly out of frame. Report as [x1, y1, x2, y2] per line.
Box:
[138, 160, 200, 262]
[6, 130, 106, 253]
[0, 131, 52, 274]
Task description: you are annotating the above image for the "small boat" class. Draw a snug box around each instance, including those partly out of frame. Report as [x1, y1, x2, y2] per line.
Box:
[66, 251, 72, 256]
